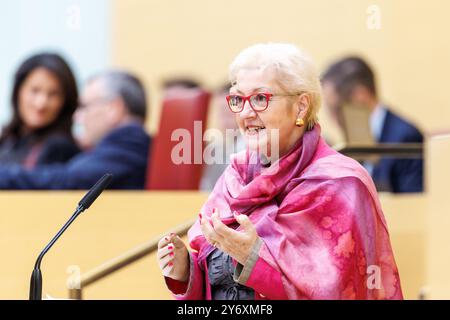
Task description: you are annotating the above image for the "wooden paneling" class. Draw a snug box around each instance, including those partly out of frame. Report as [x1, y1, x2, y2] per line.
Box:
[0, 192, 208, 299]
[426, 133, 450, 299]
[1, 191, 427, 299]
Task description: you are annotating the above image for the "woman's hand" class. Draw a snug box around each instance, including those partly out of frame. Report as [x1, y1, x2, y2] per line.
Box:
[200, 208, 259, 265]
[157, 233, 190, 282]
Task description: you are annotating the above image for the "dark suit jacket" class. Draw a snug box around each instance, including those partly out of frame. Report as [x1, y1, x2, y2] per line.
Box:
[0, 133, 80, 167]
[372, 109, 424, 193]
[0, 123, 151, 190]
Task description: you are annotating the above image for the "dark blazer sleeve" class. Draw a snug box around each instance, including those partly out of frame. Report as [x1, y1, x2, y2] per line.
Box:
[378, 110, 424, 193]
[0, 164, 72, 189]
[36, 135, 81, 165]
[391, 157, 423, 192]
[0, 129, 150, 190]
[0, 152, 142, 190]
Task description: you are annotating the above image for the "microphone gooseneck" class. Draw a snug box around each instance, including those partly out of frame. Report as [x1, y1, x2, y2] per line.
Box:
[29, 173, 113, 300]
[78, 173, 113, 211]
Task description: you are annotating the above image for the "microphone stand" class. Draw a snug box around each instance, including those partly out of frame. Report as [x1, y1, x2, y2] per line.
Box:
[29, 205, 85, 300]
[29, 173, 112, 300]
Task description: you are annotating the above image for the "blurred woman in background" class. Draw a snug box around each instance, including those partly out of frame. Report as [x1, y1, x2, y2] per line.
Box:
[0, 53, 80, 168]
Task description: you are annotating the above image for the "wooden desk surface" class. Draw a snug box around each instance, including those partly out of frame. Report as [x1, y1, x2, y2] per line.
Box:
[0, 191, 208, 299]
[0, 191, 426, 299]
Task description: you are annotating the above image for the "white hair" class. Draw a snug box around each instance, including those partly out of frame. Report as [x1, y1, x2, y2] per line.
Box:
[228, 43, 322, 130]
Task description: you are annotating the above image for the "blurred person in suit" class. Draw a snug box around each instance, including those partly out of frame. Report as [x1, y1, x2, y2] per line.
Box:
[162, 78, 200, 90]
[321, 56, 424, 193]
[0, 53, 80, 168]
[161, 77, 201, 98]
[200, 83, 245, 191]
[0, 70, 151, 189]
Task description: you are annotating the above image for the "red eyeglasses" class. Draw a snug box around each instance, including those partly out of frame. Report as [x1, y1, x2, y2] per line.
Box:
[226, 92, 301, 113]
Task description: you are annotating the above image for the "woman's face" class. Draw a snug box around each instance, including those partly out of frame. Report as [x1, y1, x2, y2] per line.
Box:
[18, 67, 65, 131]
[231, 68, 308, 159]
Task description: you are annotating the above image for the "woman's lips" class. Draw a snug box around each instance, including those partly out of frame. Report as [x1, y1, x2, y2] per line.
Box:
[245, 126, 266, 136]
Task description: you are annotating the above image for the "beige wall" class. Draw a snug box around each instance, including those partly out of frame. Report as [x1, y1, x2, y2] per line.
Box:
[112, 0, 450, 141]
[426, 132, 450, 299]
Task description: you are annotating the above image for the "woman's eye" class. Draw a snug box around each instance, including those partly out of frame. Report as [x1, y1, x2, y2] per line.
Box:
[255, 94, 266, 102]
[232, 96, 242, 105]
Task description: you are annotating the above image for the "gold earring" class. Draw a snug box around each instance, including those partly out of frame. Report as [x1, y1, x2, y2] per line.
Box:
[295, 118, 304, 127]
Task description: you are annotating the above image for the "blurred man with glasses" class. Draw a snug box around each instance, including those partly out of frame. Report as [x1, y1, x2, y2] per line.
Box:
[0, 70, 151, 189]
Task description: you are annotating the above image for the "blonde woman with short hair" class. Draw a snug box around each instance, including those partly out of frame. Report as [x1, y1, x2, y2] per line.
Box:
[158, 43, 403, 300]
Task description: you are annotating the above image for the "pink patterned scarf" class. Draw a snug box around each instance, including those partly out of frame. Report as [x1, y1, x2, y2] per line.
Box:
[189, 125, 403, 299]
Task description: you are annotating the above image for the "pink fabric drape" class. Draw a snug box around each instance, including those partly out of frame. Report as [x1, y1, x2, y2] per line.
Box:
[188, 125, 403, 299]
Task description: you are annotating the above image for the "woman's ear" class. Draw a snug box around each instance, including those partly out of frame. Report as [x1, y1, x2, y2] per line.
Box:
[296, 93, 310, 119]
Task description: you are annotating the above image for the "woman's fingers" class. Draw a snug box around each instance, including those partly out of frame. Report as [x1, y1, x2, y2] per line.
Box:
[161, 258, 174, 277]
[171, 234, 186, 249]
[157, 232, 190, 281]
[200, 213, 224, 245]
[234, 213, 256, 234]
[158, 250, 174, 270]
[157, 242, 175, 260]
[157, 233, 174, 249]
[199, 217, 212, 242]
[211, 211, 234, 237]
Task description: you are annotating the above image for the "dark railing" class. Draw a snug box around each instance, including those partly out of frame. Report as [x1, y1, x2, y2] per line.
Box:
[335, 143, 423, 160]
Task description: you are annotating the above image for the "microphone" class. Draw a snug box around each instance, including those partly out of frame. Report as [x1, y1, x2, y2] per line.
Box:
[29, 173, 113, 300]
[78, 173, 113, 210]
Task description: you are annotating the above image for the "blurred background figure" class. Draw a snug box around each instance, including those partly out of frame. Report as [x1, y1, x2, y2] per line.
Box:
[73, 70, 149, 151]
[0, 70, 151, 189]
[161, 77, 201, 98]
[0, 53, 80, 168]
[144, 75, 211, 190]
[200, 82, 245, 191]
[321, 56, 424, 193]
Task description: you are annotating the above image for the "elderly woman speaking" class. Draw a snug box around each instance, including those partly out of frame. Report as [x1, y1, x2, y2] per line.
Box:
[157, 43, 402, 300]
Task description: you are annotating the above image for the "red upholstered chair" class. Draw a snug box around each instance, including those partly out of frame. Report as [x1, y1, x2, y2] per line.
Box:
[146, 88, 210, 190]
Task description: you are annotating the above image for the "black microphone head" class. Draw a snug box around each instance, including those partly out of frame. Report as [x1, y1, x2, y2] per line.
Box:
[78, 173, 113, 211]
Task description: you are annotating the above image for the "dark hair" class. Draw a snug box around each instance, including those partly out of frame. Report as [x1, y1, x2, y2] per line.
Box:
[0, 53, 78, 143]
[321, 56, 377, 100]
[91, 70, 148, 121]
[162, 77, 201, 90]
